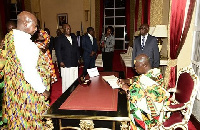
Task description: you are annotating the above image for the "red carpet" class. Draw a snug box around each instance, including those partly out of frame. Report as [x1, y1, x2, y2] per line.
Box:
[50, 50, 197, 129]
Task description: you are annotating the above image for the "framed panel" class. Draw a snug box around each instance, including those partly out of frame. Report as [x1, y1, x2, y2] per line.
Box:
[115, 9, 125, 16]
[57, 13, 68, 28]
[115, 17, 125, 25]
[104, 0, 126, 50]
[105, 18, 114, 25]
[115, 40, 124, 49]
[105, 9, 114, 16]
[105, 0, 114, 8]
[115, 0, 125, 8]
[115, 27, 125, 38]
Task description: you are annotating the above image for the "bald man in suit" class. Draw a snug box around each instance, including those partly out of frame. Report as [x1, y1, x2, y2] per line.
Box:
[132, 24, 160, 68]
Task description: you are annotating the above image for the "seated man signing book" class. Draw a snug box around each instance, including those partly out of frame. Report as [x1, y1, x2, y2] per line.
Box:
[117, 54, 169, 130]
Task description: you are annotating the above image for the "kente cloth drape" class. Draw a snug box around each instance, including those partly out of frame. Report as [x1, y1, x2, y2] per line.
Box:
[168, 0, 195, 88]
[125, 0, 130, 41]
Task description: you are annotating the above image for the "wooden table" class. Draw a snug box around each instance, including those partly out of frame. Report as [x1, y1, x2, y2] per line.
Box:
[43, 72, 130, 130]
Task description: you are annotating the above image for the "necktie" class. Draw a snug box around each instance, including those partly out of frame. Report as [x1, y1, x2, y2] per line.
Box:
[141, 36, 145, 50]
[77, 36, 80, 47]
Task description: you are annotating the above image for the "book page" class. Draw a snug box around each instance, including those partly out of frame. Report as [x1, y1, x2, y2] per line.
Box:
[102, 75, 120, 89]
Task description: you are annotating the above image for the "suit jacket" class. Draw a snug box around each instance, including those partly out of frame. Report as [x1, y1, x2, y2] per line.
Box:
[82, 34, 98, 59]
[48, 36, 55, 55]
[132, 34, 160, 68]
[56, 33, 80, 67]
[100, 34, 115, 52]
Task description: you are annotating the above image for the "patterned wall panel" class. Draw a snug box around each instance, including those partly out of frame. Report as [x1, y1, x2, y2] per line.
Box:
[150, 0, 163, 26]
[24, 0, 31, 12]
[136, 0, 142, 31]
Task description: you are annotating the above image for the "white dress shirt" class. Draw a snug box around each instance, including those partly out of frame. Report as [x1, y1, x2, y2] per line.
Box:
[66, 35, 72, 45]
[77, 36, 81, 47]
[13, 29, 46, 93]
[88, 33, 93, 45]
[140, 33, 148, 46]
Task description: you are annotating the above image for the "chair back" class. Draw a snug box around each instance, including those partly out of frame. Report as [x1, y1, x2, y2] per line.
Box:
[175, 72, 194, 103]
[157, 66, 199, 130]
[174, 66, 198, 120]
[127, 46, 132, 56]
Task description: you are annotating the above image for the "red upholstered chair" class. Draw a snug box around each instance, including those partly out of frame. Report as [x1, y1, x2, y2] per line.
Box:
[157, 66, 199, 130]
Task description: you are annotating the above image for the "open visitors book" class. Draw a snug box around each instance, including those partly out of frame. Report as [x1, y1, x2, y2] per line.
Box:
[102, 75, 120, 89]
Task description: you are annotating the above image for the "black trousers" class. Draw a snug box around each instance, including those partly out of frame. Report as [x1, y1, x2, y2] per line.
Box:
[102, 52, 114, 72]
[83, 56, 96, 76]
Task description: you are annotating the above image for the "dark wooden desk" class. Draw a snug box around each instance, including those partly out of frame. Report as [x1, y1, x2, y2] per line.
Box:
[43, 72, 129, 130]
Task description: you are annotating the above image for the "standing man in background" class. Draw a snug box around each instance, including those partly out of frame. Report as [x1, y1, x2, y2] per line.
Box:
[54, 28, 63, 76]
[82, 27, 98, 76]
[56, 24, 80, 93]
[76, 31, 83, 59]
[44, 28, 54, 56]
[132, 23, 160, 68]
[6, 20, 17, 33]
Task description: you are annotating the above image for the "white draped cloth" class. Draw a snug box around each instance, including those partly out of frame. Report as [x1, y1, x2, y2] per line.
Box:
[61, 67, 78, 93]
[14, 29, 46, 93]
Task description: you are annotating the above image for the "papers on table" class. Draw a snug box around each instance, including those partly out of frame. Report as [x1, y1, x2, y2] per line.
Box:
[87, 67, 99, 77]
[102, 75, 120, 89]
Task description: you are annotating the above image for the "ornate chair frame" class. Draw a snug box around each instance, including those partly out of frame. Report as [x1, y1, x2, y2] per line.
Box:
[157, 66, 199, 130]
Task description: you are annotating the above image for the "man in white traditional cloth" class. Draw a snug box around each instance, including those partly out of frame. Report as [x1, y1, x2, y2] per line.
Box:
[2, 11, 50, 129]
[56, 24, 80, 93]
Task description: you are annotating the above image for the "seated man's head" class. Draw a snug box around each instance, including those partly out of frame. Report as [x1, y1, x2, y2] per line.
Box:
[134, 54, 151, 74]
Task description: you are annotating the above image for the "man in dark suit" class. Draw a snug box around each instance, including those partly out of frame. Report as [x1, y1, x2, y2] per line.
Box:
[56, 24, 80, 93]
[82, 27, 98, 76]
[76, 31, 83, 58]
[132, 23, 160, 68]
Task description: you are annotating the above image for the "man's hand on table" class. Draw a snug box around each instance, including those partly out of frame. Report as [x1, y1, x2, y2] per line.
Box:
[117, 79, 130, 93]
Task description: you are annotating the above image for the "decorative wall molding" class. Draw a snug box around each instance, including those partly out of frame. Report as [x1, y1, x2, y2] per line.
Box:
[150, 0, 163, 26]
